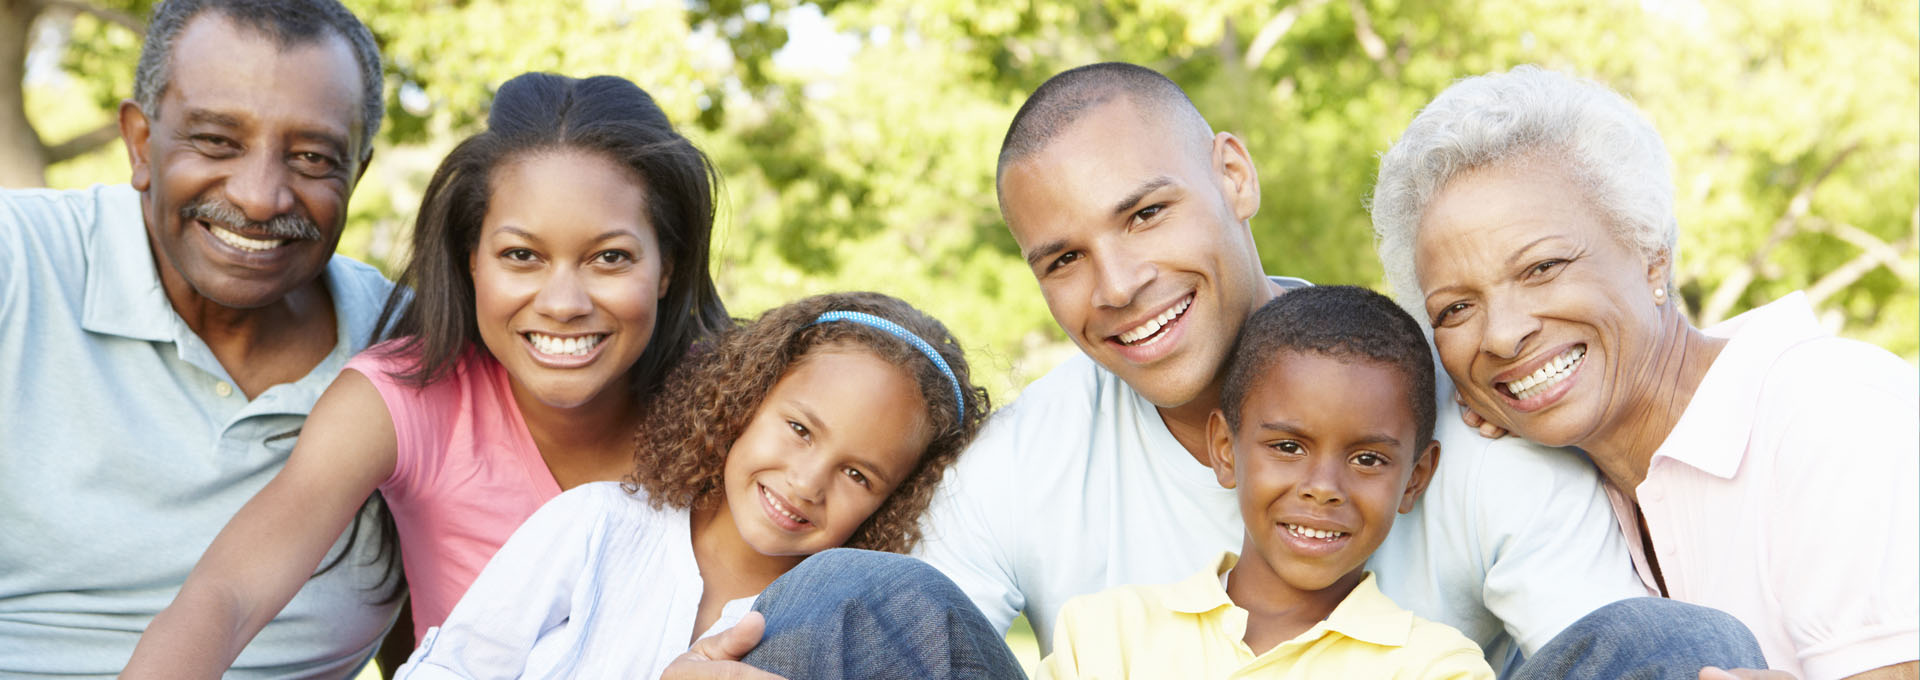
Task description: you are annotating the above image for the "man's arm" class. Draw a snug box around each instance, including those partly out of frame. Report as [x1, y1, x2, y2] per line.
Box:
[1466, 432, 1647, 655]
[912, 427, 1029, 635]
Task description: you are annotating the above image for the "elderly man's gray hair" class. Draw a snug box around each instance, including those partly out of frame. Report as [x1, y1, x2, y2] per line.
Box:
[132, 0, 385, 159]
[1368, 65, 1677, 317]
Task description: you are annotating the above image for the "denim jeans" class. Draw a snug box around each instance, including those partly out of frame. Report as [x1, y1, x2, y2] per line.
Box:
[742, 549, 1027, 679]
[1513, 597, 1770, 680]
[744, 554, 1764, 680]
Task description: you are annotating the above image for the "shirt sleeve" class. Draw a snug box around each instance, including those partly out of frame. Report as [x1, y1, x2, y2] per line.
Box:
[1400, 621, 1499, 680]
[1470, 432, 1648, 656]
[393, 485, 607, 678]
[914, 420, 1028, 635]
[1766, 341, 1919, 680]
[349, 348, 446, 497]
[1035, 596, 1091, 680]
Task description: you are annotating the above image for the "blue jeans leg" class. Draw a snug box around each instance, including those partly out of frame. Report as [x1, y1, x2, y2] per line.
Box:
[1514, 597, 1769, 680]
[740, 548, 1027, 679]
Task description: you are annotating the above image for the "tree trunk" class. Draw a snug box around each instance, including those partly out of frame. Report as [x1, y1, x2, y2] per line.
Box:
[1, 0, 49, 188]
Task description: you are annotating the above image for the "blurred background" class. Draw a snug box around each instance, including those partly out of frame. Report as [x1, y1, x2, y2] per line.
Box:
[6, 0, 1915, 672]
[8, 0, 1916, 401]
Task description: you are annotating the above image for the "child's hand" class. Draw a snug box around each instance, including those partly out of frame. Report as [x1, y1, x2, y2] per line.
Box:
[1456, 390, 1508, 439]
[661, 612, 787, 680]
[1699, 667, 1795, 680]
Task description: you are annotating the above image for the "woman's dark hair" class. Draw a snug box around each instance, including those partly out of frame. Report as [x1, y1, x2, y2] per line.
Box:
[369, 72, 730, 392]
[629, 292, 992, 554]
[324, 73, 729, 604]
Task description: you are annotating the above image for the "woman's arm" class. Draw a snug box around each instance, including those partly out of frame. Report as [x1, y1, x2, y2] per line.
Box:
[124, 369, 399, 677]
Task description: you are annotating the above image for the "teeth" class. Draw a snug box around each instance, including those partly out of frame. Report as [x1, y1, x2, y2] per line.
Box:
[527, 333, 604, 357]
[1118, 296, 1192, 345]
[1284, 523, 1347, 540]
[207, 224, 286, 251]
[760, 485, 807, 524]
[1505, 346, 1586, 400]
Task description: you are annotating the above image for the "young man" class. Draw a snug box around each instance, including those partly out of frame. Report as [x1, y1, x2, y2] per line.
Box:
[913, 61, 1642, 673]
[0, 1, 397, 675]
[663, 63, 1764, 680]
[1040, 286, 1492, 678]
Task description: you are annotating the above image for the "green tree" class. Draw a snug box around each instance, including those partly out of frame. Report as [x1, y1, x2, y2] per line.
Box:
[13, 0, 1917, 394]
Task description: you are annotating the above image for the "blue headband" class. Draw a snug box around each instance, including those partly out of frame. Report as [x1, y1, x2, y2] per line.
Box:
[810, 310, 965, 422]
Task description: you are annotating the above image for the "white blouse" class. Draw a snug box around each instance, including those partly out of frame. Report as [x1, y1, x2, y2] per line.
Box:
[397, 482, 756, 679]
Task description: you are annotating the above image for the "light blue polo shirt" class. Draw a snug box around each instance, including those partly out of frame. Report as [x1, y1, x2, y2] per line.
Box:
[0, 184, 401, 677]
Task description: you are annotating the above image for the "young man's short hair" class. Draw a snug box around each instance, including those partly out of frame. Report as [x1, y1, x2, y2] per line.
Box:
[1219, 285, 1437, 448]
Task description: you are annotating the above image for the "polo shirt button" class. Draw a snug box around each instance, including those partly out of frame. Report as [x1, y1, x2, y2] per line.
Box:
[215, 381, 234, 398]
[1643, 486, 1662, 503]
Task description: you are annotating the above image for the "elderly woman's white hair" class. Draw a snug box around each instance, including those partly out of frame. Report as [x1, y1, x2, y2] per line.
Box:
[1370, 65, 1678, 316]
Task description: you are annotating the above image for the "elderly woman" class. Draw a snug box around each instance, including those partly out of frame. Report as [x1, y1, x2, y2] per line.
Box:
[1371, 66, 1917, 680]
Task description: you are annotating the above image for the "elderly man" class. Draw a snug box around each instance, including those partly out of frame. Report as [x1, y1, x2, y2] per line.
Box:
[0, 0, 397, 675]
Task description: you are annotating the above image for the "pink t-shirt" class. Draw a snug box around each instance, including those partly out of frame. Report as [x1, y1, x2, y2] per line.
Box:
[347, 344, 561, 642]
[1605, 293, 1918, 680]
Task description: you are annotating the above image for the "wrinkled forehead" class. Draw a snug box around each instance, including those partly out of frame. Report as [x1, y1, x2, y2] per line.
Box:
[162, 14, 367, 148]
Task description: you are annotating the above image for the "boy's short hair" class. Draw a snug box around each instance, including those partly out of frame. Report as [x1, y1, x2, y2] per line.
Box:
[1219, 286, 1437, 449]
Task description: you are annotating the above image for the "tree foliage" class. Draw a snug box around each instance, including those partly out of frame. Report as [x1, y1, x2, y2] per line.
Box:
[13, 0, 1917, 400]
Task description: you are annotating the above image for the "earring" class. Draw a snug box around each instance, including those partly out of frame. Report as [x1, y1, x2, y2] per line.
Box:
[1653, 288, 1667, 305]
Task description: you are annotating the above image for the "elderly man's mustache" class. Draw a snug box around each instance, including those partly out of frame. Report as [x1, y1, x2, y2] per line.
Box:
[180, 197, 324, 241]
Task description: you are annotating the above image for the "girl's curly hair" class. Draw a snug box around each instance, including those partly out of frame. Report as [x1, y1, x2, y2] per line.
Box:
[629, 291, 991, 554]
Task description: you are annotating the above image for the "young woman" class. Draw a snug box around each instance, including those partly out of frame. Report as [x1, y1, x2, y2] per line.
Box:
[124, 72, 730, 673]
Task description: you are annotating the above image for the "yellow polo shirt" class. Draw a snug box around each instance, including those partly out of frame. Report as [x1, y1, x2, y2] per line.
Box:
[1039, 552, 1495, 679]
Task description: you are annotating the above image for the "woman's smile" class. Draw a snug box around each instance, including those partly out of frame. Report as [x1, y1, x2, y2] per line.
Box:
[1495, 343, 1587, 410]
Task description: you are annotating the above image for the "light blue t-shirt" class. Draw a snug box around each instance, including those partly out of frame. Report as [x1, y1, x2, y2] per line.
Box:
[0, 184, 400, 677]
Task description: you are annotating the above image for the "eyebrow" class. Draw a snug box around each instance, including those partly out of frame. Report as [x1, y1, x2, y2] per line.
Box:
[1423, 234, 1568, 306]
[1505, 235, 1562, 268]
[1111, 176, 1175, 216]
[793, 401, 832, 440]
[1256, 420, 1403, 450]
[493, 226, 642, 245]
[290, 130, 351, 160]
[182, 108, 243, 129]
[1024, 239, 1067, 268]
[1022, 176, 1179, 268]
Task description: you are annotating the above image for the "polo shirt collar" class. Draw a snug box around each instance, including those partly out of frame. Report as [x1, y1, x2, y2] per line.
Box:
[1649, 292, 1825, 480]
[1162, 551, 1415, 649]
[81, 185, 174, 342]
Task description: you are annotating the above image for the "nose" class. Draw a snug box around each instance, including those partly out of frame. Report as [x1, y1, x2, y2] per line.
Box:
[1479, 291, 1540, 360]
[1297, 456, 1346, 506]
[787, 454, 832, 505]
[1090, 244, 1154, 310]
[223, 150, 297, 223]
[532, 266, 593, 322]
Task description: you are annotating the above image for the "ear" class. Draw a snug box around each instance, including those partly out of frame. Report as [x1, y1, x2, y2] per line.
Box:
[1212, 132, 1260, 223]
[1397, 441, 1441, 514]
[351, 146, 375, 188]
[118, 99, 153, 192]
[1206, 409, 1238, 489]
[657, 252, 674, 300]
[1644, 247, 1671, 293]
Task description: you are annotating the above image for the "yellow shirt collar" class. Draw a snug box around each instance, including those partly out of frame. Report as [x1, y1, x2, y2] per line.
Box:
[1157, 551, 1415, 649]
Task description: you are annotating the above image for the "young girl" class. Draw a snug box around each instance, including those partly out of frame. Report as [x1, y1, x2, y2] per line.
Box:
[395, 291, 991, 677]
[124, 73, 730, 673]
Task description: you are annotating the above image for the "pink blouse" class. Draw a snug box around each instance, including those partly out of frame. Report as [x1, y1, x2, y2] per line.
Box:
[348, 345, 562, 642]
[1606, 293, 1917, 679]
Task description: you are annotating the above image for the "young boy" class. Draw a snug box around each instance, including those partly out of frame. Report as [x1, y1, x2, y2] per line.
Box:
[1039, 286, 1495, 679]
